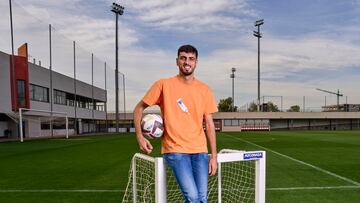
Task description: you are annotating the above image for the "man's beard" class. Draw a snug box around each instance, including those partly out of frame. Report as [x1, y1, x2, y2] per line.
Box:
[181, 69, 194, 76]
[180, 65, 194, 76]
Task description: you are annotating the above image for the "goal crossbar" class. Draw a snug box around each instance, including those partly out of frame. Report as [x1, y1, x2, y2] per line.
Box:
[19, 108, 69, 142]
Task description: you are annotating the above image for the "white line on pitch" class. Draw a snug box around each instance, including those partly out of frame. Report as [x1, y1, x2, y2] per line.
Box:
[224, 133, 360, 186]
[0, 189, 123, 193]
[267, 185, 360, 191]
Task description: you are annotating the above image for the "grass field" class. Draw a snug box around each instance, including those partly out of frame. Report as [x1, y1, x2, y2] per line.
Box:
[0, 131, 359, 202]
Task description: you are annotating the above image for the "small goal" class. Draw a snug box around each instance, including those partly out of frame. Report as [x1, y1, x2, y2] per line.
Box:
[19, 108, 69, 142]
[122, 149, 266, 203]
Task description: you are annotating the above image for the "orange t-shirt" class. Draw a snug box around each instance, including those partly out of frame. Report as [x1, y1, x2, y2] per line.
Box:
[142, 75, 218, 154]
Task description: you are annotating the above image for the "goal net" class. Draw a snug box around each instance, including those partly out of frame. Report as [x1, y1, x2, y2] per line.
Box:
[19, 108, 69, 142]
[122, 149, 266, 203]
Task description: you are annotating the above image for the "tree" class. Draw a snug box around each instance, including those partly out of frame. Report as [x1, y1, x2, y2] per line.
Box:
[287, 105, 300, 112]
[248, 102, 258, 112]
[218, 97, 237, 112]
[266, 101, 280, 112]
[248, 101, 279, 112]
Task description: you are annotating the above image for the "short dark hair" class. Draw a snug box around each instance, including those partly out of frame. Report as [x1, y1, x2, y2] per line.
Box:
[177, 44, 198, 58]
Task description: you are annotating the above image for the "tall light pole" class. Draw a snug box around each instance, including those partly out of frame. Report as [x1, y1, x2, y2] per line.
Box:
[122, 73, 126, 121]
[9, 0, 19, 139]
[9, 0, 16, 113]
[111, 2, 124, 133]
[254, 19, 264, 112]
[230, 68, 236, 111]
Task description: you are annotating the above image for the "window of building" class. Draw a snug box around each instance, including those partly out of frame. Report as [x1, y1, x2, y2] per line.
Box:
[231, 119, 239, 126]
[54, 90, 66, 105]
[96, 104, 104, 111]
[30, 84, 49, 102]
[17, 80, 26, 107]
[224, 119, 240, 126]
[89, 102, 94, 110]
[67, 99, 74, 106]
[52, 89, 105, 111]
[224, 119, 232, 126]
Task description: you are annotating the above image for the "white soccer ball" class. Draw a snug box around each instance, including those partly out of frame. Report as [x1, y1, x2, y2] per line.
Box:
[141, 114, 164, 138]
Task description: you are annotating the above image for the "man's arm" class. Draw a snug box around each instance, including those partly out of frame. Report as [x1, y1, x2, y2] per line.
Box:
[204, 113, 217, 176]
[133, 101, 153, 154]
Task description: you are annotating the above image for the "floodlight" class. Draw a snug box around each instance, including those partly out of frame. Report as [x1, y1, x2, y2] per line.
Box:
[111, 2, 125, 132]
[255, 19, 264, 26]
[253, 19, 264, 111]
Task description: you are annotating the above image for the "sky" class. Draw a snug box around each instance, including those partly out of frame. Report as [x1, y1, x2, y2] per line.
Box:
[1, 0, 360, 112]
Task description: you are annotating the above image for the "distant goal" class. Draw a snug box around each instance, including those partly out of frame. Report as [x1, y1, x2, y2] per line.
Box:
[122, 149, 266, 203]
[19, 108, 69, 142]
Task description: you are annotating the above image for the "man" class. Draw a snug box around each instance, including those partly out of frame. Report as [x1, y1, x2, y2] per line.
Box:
[133, 44, 218, 203]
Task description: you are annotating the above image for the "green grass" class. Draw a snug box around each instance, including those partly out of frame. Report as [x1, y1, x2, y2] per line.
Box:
[0, 131, 359, 202]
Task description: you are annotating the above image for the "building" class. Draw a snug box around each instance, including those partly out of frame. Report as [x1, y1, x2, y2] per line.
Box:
[106, 111, 360, 132]
[214, 112, 360, 131]
[322, 104, 360, 112]
[0, 44, 107, 139]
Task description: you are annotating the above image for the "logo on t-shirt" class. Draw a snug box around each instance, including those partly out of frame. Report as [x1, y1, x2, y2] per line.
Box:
[176, 98, 190, 114]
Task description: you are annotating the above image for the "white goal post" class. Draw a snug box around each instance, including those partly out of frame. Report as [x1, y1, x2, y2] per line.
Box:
[19, 108, 69, 142]
[122, 149, 266, 203]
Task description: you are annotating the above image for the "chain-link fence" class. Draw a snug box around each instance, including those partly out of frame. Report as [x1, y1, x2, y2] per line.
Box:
[239, 95, 354, 112]
[2, 0, 125, 118]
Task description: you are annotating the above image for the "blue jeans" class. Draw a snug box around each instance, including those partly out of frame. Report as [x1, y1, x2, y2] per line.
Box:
[163, 153, 208, 203]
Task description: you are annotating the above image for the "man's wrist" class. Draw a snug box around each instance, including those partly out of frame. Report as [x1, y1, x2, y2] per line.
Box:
[136, 133, 144, 141]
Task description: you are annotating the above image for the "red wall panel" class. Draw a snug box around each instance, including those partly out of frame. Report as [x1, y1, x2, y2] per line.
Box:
[9, 43, 30, 111]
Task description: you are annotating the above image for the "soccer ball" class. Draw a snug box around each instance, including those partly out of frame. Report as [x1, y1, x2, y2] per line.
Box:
[141, 114, 164, 138]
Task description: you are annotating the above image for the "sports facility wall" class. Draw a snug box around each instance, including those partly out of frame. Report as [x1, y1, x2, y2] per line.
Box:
[214, 112, 360, 132]
[0, 52, 12, 113]
[270, 119, 360, 130]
